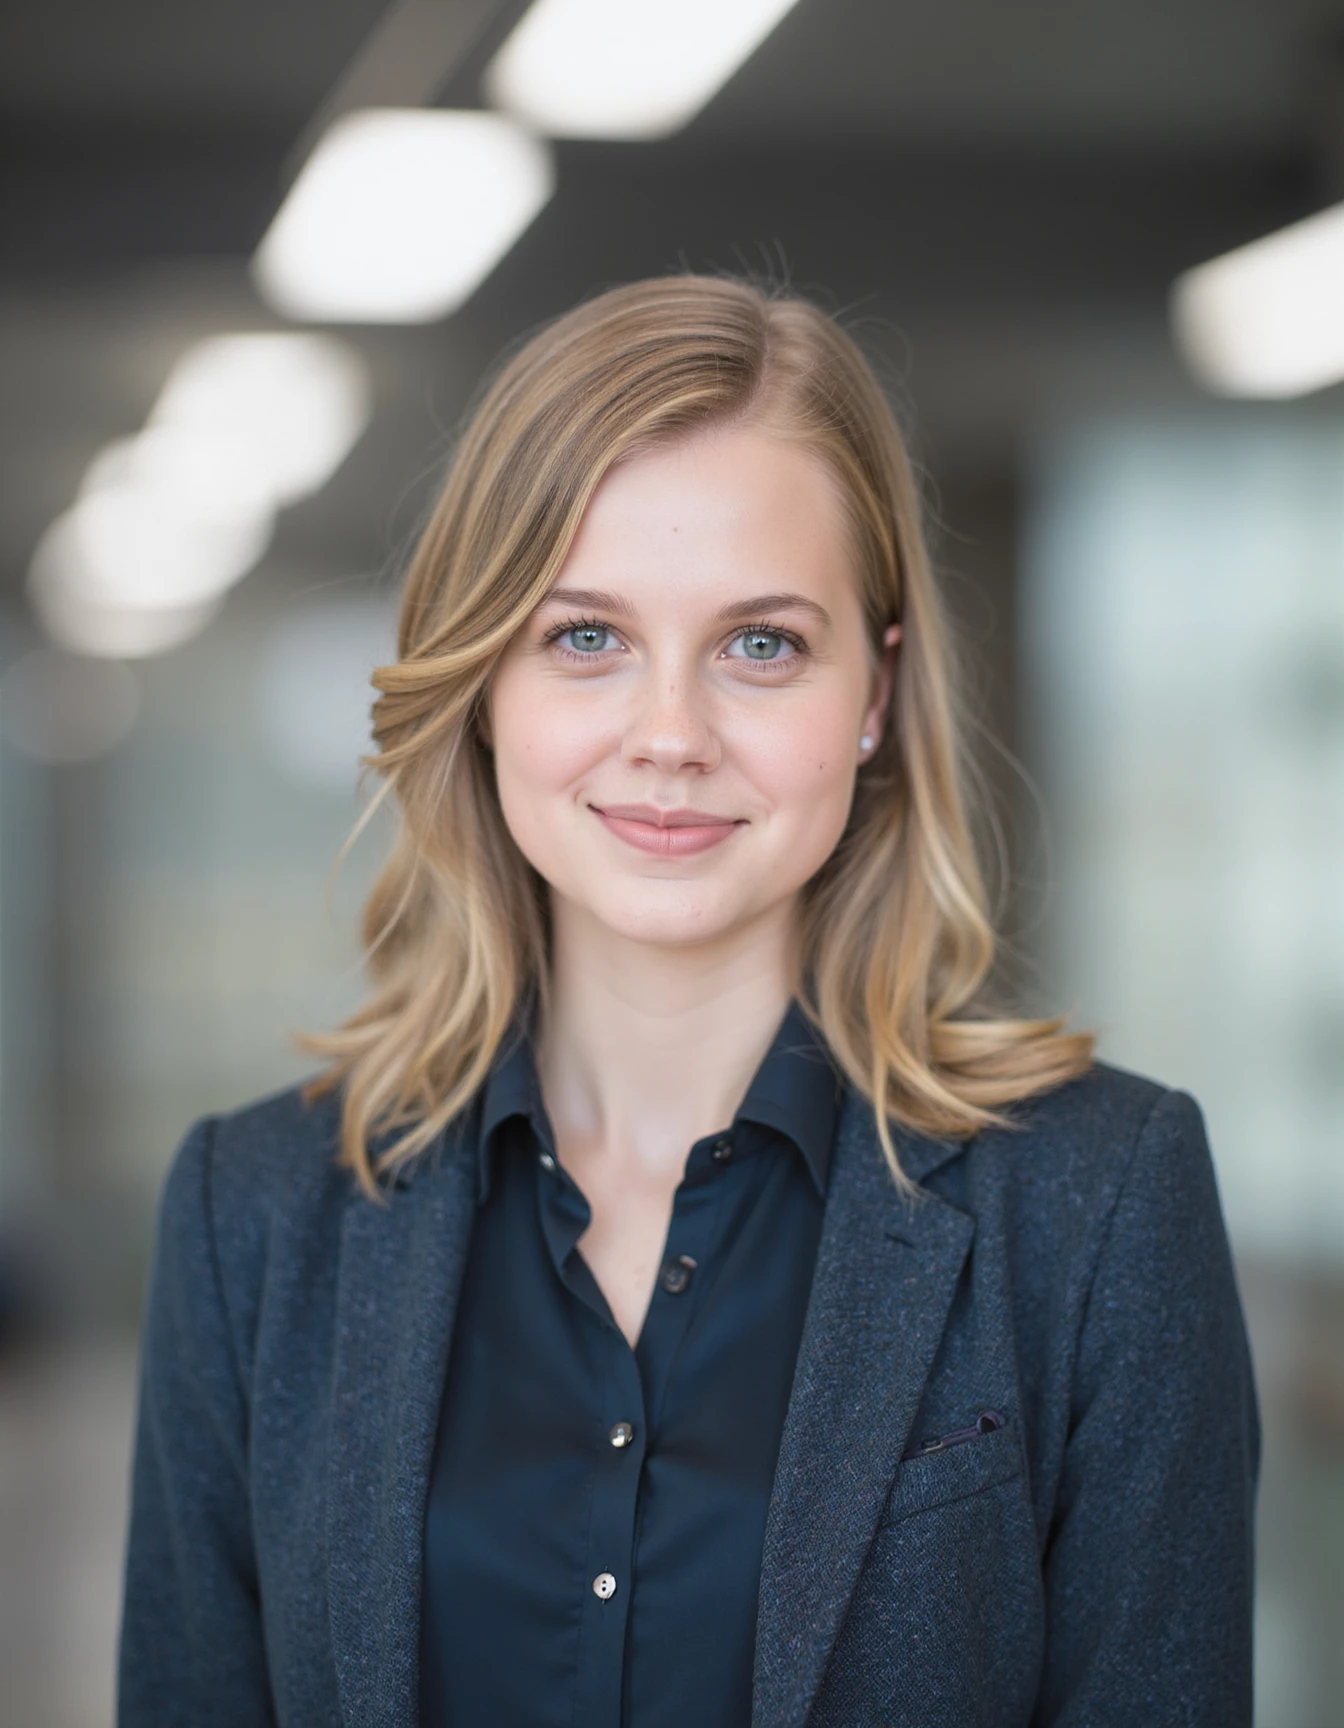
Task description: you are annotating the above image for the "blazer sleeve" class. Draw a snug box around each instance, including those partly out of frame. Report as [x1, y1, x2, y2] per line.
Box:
[1033, 1087, 1260, 1727]
[117, 1116, 278, 1727]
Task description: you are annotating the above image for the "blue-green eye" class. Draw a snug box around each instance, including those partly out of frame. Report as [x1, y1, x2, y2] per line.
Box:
[734, 629, 786, 661]
[551, 621, 615, 656]
[544, 615, 805, 670]
[726, 624, 804, 665]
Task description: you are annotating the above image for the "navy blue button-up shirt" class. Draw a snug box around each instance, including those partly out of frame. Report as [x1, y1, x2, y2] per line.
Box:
[419, 997, 844, 1728]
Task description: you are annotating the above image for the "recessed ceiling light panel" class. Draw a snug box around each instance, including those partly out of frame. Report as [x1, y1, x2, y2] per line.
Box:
[253, 108, 555, 324]
[1172, 201, 1344, 398]
[29, 491, 271, 616]
[484, 0, 803, 140]
[28, 531, 222, 659]
[149, 332, 372, 503]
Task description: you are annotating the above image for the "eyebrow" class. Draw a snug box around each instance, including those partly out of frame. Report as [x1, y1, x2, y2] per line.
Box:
[541, 586, 833, 629]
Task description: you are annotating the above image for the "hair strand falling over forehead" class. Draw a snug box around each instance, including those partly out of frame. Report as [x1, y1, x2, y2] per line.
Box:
[300, 274, 1094, 1197]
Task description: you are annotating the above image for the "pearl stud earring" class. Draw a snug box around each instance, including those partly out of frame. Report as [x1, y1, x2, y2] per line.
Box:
[859, 734, 874, 753]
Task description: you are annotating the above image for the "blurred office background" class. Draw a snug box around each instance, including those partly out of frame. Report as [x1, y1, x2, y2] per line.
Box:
[1, 0, 1342, 1721]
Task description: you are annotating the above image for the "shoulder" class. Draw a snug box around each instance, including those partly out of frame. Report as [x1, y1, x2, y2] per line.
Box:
[163, 1076, 349, 1217]
[932, 1063, 1251, 1433]
[152, 1079, 354, 1317]
[979, 1055, 1210, 1192]
[941, 1057, 1224, 1281]
[1000, 1054, 1185, 1154]
[980, 1064, 1255, 1461]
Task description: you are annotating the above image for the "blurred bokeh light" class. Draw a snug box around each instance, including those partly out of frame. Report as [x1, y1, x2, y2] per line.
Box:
[253, 109, 556, 322]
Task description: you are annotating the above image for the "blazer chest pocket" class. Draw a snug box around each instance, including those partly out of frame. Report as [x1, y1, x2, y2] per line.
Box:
[879, 1410, 1024, 1525]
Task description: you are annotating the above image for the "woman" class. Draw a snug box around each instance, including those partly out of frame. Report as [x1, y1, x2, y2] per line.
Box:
[118, 276, 1259, 1727]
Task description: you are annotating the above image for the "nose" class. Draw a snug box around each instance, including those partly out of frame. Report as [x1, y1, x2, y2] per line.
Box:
[620, 667, 721, 774]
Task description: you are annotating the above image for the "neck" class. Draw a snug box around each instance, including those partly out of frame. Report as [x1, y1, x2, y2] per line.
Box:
[535, 896, 799, 1176]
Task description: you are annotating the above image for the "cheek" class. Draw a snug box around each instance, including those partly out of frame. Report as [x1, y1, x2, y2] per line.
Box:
[745, 704, 857, 802]
[737, 705, 861, 884]
[491, 674, 603, 793]
[488, 677, 611, 885]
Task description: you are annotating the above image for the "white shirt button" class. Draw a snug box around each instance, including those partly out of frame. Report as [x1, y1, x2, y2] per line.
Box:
[592, 1571, 617, 1600]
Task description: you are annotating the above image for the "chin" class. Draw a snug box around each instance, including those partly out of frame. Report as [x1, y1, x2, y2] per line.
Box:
[563, 884, 750, 950]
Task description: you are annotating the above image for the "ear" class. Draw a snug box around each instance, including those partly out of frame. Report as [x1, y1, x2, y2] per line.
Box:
[859, 622, 902, 752]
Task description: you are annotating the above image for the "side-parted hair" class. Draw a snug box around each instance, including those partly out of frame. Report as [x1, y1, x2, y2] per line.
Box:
[301, 274, 1094, 1197]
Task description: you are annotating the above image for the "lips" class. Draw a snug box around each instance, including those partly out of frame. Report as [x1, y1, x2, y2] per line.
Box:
[589, 802, 744, 858]
[593, 803, 736, 828]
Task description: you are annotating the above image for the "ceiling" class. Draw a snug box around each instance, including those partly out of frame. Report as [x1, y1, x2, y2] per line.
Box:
[3, 0, 1339, 143]
[1, 0, 1342, 607]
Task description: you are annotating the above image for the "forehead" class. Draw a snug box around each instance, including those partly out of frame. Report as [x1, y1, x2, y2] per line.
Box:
[551, 424, 856, 607]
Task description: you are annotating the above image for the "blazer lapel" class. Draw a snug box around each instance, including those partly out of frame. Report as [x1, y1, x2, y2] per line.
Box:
[326, 1121, 479, 1728]
[752, 1092, 975, 1728]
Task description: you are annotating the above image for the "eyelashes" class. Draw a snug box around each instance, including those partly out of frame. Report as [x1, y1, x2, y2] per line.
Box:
[540, 617, 613, 660]
[541, 615, 808, 672]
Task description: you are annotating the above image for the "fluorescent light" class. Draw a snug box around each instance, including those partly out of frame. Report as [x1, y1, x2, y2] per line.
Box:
[31, 490, 271, 613]
[27, 492, 243, 658]
[25, 329, 369, 661]
[1171, 200, 1344, 398]
[81, 427, 277, 528]
[252, 109, 555, 323]
[28, 544, 220, 660]
[483, 0, 802, 140]
[149, 333, 371, 503]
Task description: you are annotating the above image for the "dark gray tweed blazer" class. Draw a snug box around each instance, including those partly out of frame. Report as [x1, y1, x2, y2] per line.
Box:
[117, 1059, 1259, 1727]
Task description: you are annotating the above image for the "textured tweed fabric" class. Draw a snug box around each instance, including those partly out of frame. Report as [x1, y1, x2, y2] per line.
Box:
[117, 1059, 1258, 1727]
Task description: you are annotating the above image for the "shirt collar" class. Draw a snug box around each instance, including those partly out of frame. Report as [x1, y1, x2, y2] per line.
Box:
[475, 996, 844, 1203]
[732, 996, 843, 1193]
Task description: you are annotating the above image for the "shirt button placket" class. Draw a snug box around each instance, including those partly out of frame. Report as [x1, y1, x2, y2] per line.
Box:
[575, 1352, 645, 1728]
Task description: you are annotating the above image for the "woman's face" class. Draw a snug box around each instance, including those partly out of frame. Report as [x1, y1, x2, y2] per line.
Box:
[485, 423, 898, 955]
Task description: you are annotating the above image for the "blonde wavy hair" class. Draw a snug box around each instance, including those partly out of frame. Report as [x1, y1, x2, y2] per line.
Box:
[302, 274, 1093, 1196]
